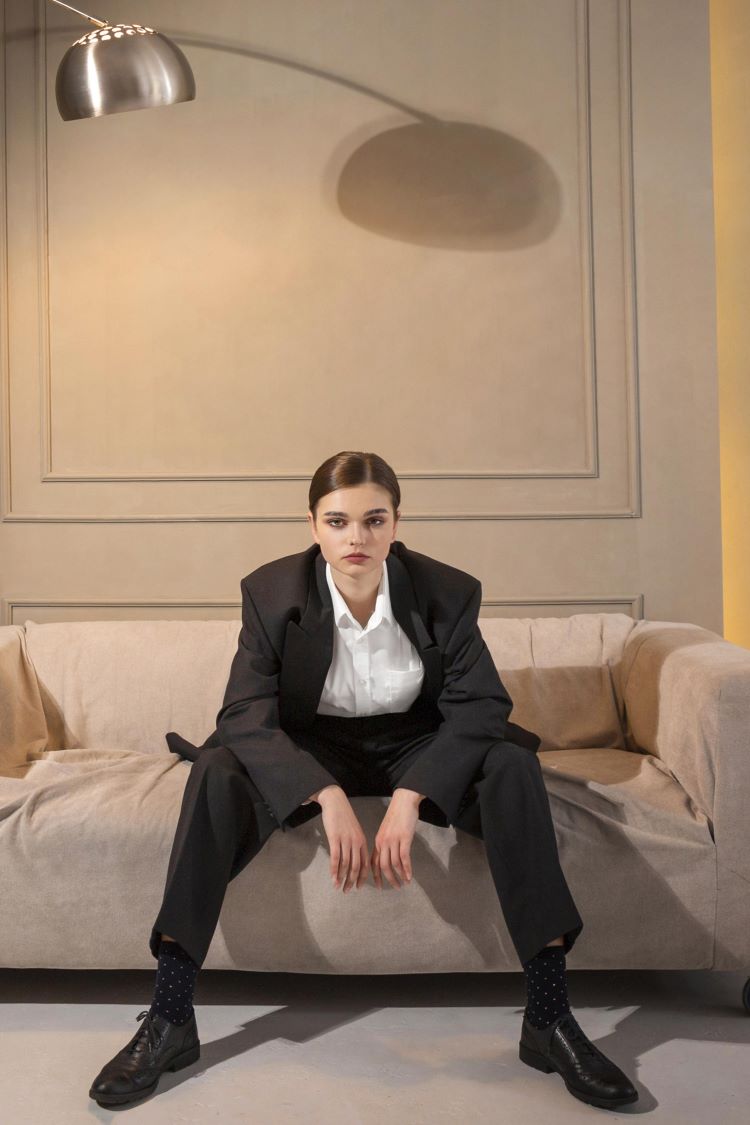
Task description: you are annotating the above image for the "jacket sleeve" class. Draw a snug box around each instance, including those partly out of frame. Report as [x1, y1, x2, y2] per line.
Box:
[393, 582, 515, 824]
[215, 578, 341, 831]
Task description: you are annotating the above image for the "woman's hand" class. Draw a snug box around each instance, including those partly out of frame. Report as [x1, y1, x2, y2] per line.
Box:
[371, 791, 421, 890]
[319, 788, 371, 893]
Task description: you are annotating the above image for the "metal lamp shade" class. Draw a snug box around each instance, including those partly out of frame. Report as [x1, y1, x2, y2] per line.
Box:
[55, 23, 196, 120]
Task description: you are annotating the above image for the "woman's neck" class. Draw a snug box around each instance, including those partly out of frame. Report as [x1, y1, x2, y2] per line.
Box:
[331, 561, 383, 620]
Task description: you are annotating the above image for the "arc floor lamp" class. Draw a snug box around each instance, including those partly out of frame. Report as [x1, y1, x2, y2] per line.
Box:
[48, 0, 196, 120]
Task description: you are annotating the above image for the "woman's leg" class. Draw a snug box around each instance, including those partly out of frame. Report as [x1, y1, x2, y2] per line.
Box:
[346, 730, 635, 1108]
[393, 737, 584, 967]
[150, 745, 279, 968]
[90, 745, 281, 1107]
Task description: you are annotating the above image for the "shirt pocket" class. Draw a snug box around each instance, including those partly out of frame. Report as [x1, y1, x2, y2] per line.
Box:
[386, 664, 425, 708]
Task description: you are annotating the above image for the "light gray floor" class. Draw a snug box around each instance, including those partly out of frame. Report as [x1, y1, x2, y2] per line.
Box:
[1, 966, 748, 1123]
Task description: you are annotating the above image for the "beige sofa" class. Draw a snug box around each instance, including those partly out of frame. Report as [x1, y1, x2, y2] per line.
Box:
[1, 612, 748, 1002]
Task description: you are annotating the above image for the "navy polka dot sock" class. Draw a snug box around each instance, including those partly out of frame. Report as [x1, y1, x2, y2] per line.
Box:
[148, 938, 199, 1026]
[522, 943, 571, 1029]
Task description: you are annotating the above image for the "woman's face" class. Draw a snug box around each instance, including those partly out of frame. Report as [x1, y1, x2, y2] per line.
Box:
[308, 484, 399, 584]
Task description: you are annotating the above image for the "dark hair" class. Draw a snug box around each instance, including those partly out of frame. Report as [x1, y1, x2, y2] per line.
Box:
[309, 451, 401, 522]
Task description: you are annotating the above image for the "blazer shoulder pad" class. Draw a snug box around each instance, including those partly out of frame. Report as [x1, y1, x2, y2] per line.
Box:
[241, 547, 313, 608]
[398, 543, 479, 600]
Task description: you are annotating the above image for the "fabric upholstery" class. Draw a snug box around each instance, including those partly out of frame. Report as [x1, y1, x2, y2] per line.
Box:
[620, 620, 750, 973]
[0, 612, 742, 972]
[478, 613, 635, 750]
[23, 619, 241, 754]
[0, 626, 48, 771]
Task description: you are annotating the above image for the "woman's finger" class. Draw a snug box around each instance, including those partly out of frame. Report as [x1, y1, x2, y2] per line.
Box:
[380, 841, 402, 890]
[338, 841, 352, 892]
[391, 839, 408, 887]
[399, 839, 413, 883]
[331, 839, 342, 888]
[356, 843, 370, 888]
[343, 842, 359, 892]
[371, 845, 382, 889]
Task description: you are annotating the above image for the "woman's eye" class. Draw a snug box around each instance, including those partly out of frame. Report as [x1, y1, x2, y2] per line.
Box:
[327, 519, 383, 528]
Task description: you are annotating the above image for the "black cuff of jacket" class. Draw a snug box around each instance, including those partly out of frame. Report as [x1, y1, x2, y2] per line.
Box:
[393, 762, 462, 826]
[270, 764, 342, 831]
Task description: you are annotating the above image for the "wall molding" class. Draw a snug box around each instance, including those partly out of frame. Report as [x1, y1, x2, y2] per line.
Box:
[1, 509, 642, 522]
[2, 592, 644, 626]
[0, 0, 642, 521]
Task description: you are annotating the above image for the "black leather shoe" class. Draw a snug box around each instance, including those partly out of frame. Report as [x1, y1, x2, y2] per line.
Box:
[519, 1010, 638, 1109]
[89, 1009, 200, 1107]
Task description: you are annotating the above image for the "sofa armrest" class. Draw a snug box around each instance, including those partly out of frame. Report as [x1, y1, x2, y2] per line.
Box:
[0, 625, 48, 773]
[620, 620, 750, 969]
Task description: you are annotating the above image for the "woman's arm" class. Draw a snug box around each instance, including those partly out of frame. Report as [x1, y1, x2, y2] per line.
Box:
[393, 582, 514, 824]
[216, 578, 341, 830]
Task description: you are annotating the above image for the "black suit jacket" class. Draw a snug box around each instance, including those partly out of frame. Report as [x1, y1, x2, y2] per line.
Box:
[165, 539, 540, 832]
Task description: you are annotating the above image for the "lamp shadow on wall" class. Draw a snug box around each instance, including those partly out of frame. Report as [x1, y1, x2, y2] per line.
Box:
[325, 119, 561, 250]
[43, 27, 562, 250]
[175, 34, 563, 251]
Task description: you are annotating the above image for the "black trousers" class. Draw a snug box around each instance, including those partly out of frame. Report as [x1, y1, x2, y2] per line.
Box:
[150, 709, 583, 970]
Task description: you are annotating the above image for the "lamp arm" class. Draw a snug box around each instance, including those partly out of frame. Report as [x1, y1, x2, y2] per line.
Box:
[48, 0, 108, 29]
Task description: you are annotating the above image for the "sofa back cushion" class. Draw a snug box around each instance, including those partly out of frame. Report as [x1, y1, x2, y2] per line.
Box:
[23, 619, 240, 754]
[22, 611, 637, 754]
[0, 625, 49, 770]
[478, 612, 636, 750]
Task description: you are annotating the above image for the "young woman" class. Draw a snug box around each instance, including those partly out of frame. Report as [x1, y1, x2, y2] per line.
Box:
[89, 451, 638, 1110]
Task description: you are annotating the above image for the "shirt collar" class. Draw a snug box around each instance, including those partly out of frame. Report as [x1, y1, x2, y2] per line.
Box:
[325, 558, 394, 630]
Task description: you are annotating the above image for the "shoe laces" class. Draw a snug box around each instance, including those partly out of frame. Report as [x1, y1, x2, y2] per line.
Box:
[128, 1010, 161, 1057]
[557, 1013, 601, 1059]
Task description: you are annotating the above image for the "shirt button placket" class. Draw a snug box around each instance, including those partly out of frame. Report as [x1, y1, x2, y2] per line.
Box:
[353, 632, 366, 712]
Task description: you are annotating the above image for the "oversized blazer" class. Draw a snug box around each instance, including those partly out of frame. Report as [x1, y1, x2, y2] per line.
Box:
[165, 539, 541, 833]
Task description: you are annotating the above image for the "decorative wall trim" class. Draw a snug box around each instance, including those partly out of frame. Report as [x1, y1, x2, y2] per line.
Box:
[0, 0, 11, 524]
[2, 592, 644, 626]
[0, 0, 642, 521]
[42, 0, 601, 484]
[481, 594, 643, 618]
[2, 509, 642, 522]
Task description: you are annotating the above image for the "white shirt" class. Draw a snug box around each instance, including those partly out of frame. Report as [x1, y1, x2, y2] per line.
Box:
[316, 559, 425, 717]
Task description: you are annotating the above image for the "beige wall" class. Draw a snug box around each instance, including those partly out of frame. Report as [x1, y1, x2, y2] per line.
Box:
[710, 0, 750, 648]
[0, 0, 724, 632]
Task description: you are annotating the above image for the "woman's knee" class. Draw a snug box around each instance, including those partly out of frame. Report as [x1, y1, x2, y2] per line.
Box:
[193, 745, 250, 795]
[482, 739, 540, 777]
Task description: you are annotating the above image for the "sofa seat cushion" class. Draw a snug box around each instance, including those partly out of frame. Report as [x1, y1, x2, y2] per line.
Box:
[534, 747, 716, 966]
[0, 742, 716, 972]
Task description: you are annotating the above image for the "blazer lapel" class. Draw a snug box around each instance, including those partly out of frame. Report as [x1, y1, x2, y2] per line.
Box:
[278, 543, 442, 729]
[384, 546, 443, 705]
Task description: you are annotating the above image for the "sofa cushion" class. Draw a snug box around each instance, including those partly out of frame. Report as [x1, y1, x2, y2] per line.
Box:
[23, 619, 241, 754]
[22, 611, 637, 756]
[0, 626, 49, 771]
[479, 612, 636, 749]
[0, 743, 715, 970]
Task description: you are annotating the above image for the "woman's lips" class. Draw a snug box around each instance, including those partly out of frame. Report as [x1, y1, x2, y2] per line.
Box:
[345, 554, 368, 559]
